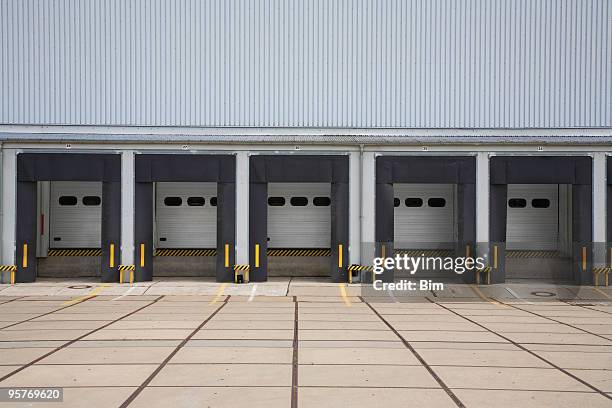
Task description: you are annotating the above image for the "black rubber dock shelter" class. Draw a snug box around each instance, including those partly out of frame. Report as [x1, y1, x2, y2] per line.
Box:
[134, 154, 236, 282]
[489, 156, 593, 284]
[249, 155, 349, 282]
[375, 156, 477, 283]
[16, 153, 121, 283]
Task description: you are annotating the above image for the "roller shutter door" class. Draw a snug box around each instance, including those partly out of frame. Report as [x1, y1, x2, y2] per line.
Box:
[268, 183, 331, 248]
[155, 182, 217, 248]
[50, 181, 102, 248]
[506, 184, 559, 251]
[394, 184, 455, 249]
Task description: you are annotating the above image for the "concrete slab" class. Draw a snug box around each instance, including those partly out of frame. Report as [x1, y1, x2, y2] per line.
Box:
[417, 348, 548, 367]
[398, 330, 507, 343]
[0, 364, 157, 387]
[83, 329, 193, 340]
[149, 364, 292, 386]
[298, 321, 388, 330]
[568, 369, 612, 392]
[37, 346, 175, 364]
[435, 366, 591, 391]
[298, 329, 397, 341]
[128, 386, 290, 408]
[501, 332, 612, 345]
[299, 388, 456, 408]
[530, 351, 612, 370]
[298, 347, 419, 365]
[192, 329, 294, 340]
[0, 329, 92, 341]
[171, 347, 292, 364]
[454, 389, 612, 408]
[0, 347, 55, 365]
[299, 364, 438, 387]
[0, 387, 137, 408]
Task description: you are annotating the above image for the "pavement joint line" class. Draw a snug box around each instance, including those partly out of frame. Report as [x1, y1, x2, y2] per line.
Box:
[119, 295, 230, 408]
[359, 296, 466, 408]
[0, 295, 166, 383]
[209, 283, 228, 305]
[429, 298, 612, 401]
[248, 284, 258, 302]
[338, 284, 351, 307]
[494, 299, 612, 343]
[470, 285, 509, 308]
[0, 294, 101, 331]
[560, 300, 612, 316]
[291, 299, 299, 408]
[62, 284, 111, 306]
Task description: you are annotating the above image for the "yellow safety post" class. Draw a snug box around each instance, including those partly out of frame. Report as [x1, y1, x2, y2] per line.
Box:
[22, 244, 27, 268]
[140, 243, 145, 267]
[338, 244, 343, 268]
[582, 246, 587, 272]
[255, 244, 260, 268]
[493, 245, 498, 269]
[224, 244, 229, 268]
[109, 244, 115, 268]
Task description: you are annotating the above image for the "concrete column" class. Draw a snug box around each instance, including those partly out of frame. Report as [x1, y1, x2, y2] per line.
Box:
[476, 152, 490, 261]
[349, 151, 361, 265]
[593, 152, 607, 266]
[235, 151, 249, 266]
[1, 148, 16, 266]
[121, 151, 135, 266]
[361, 152, 376, 265]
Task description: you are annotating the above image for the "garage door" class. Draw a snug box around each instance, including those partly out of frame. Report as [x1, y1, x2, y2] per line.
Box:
[268, 183, 331, 248]
[50, 181, 102, 248]
[394, 183, 455, 249]
[506, 184, 559, 251]
[155, 182, 217, 248]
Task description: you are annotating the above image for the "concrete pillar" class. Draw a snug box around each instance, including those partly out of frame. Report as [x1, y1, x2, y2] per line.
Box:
[121, 151, 135, 266]
[349, 151, 361, 265]
[476, 152, 490, 263]
[361, 152, 376, 266]
[235, 151, 249, 266]
[593, 152, 607, 266]
[1, 148, 16, 266]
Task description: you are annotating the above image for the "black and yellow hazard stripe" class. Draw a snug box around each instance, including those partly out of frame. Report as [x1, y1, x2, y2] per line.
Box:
[505, 250, 561, 259]
[593, 267, 610, 287]
[154, 249, 217, 257]
[348, 264, 373, 272]
[0, 265, 16, 272]
[234, 264, 250, 283]
[267, 248, 331, 257]
[394, 249, 455, 258]
[118, 265, 135, 271]
[48, 249, 102, 257]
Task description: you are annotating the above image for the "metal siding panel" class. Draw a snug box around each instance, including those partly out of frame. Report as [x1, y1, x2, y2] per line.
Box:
[0, 0, 610, 128]
[155, 182, 217, 248]
[49, 181, 102, 248]
[393, 184, 456, 249]
[267, 183, 331, 248]
[506, 184, 559, 250]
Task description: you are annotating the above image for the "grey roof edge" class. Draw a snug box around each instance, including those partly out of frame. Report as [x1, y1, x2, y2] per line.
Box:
[2, 133, 612, 145]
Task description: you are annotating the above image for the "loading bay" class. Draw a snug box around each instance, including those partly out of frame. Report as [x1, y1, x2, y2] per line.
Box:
[0, 280, 610, 408]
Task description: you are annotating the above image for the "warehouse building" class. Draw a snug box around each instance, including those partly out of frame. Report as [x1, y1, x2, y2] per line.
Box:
[0, 0, 610, 285]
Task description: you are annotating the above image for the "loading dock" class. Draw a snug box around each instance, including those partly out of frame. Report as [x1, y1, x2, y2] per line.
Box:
[267, 183, 332, 277]
[153, 182, 218, 277]
[134, 154, 235, 282]
[15, 153, 121, 282]
[376, 156, 476, 283]
[489, 156, 592, 284]
[249, 155, 349, 282]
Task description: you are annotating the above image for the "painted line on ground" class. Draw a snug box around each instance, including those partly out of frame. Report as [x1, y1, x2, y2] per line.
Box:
[62, 284, 110, 306]
[112, 286, 137, 301]
[470, 284, 508, 308]
[593, 287, 612, 300]
[248, 284, 258, 302]
[338, 284, 351, 307]
[210, 283, 228, 304]
[505, 287, 533, 304]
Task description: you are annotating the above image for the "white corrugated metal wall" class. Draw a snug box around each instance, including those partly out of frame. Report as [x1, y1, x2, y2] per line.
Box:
[1, 0, 610, 128]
